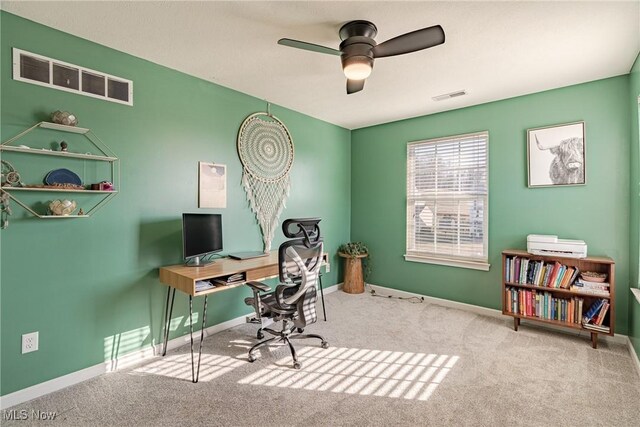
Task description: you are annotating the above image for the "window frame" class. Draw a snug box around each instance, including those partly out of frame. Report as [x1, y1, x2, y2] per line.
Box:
[405, 131, 490, 271]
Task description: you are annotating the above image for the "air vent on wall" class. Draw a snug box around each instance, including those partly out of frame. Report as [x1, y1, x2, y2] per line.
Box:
[432, 90, 467, 101]
[12, 48, 133, 106]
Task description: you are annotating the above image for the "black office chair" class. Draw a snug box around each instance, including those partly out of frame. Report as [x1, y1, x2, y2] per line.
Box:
[244, 218, 328, 369]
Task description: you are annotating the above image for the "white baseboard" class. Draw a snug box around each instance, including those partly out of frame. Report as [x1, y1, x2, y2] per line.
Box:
[367, 283, 501, 318]
[628, 337, 640, 378]
[366, 283, 629, 346]
[0, 282, 342, 410]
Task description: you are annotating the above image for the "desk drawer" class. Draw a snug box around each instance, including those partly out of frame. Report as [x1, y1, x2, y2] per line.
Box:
[246, 265, 279, 281]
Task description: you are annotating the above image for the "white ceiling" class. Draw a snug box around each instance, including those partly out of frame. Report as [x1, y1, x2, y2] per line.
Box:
[3, 1, 639, 129]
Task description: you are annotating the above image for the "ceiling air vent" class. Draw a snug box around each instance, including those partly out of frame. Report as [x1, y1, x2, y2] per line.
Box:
[432, 90, 467, 102]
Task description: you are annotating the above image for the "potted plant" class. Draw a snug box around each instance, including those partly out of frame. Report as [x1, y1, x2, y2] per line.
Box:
[338, 242, 370, 294]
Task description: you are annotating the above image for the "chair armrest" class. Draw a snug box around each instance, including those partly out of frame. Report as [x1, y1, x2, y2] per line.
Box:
[274, 282, 298, 309]
[245, 281, 271, 293]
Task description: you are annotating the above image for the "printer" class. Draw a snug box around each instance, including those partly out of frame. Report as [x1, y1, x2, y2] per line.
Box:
[526, 234, 587, 258]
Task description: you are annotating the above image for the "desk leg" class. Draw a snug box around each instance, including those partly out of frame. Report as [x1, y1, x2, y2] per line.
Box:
[189, 296, 195, 383]
[196, 295, 209, 383]
[319, 275, 327, 321]
[162, 287, 176, 357]
[189, 295, 209, 383]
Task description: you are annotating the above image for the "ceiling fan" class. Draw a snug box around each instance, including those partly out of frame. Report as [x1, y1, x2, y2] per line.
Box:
[278, 20, 445, 94]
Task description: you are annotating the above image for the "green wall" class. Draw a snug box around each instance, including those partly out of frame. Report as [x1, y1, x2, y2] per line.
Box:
[2, 10, 638, 399]
[351, 76, 632, 334]
[0, 12, 351, 395]
[629, 52, 640, 357]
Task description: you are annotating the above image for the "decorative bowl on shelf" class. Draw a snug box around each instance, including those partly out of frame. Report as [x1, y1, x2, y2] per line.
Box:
[44, 168, 82, 186]
[580, 272, 607, 282]
[50, 111, 78, 127]
[49, 199, 77, 216]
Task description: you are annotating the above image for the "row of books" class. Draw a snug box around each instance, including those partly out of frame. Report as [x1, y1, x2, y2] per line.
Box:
[505, 257, 580, 289]
[505, 287, 584, 324]
[505, 288, 611, 332]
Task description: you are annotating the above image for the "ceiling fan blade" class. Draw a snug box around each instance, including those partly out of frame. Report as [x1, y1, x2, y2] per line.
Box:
[347, 79, 365, 94]
[371, 25, 445, 58]
[278, 38, 341, 56]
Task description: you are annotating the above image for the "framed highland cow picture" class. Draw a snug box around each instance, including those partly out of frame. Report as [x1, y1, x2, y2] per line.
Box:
[527, 121, 585, 188]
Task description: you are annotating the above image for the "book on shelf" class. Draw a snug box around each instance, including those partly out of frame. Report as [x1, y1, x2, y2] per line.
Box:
[559, 267, 575, 288]
[547, 262, 561, 288]
[582, 299, 606, 324]
[212, 273, 245, 286]
[571, 278, 610, 296]
[567, 268, 581, 286]
[569, 287, 610, 296]
[572, 279, 610, 289]
[583, 324, 610, 333]
[541, 263, 552, 286]
[594, 302, 610, 326]
[195, 280, 215, 292]
[554, 265, 566, 288]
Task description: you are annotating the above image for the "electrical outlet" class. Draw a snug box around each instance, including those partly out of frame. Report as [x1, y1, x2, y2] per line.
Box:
[22, 332, 38, 354]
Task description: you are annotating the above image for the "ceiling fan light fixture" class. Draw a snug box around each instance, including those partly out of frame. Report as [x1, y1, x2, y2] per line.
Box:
[342, 56, 373, 80]
[279, 19, 445, 94]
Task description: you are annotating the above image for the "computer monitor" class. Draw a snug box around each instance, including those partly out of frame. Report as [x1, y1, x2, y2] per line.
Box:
[182, 213, 223, 266]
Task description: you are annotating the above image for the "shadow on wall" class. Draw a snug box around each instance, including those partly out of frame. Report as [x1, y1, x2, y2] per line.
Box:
[137, 218, 182, 268]
[95, 218, 183, 367]
[93, 269, 160, 366]
[138, 218, 183, 348]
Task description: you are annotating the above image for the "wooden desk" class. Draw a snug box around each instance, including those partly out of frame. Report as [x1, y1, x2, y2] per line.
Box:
[160, 251, 285, 296]
[158, 251, 329, 382]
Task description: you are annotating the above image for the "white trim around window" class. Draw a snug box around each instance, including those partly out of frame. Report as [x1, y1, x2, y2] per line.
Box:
[406, 131, 490, 271]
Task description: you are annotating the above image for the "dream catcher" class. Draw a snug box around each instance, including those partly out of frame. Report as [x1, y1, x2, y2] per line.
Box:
[1, 160, 23, 188]
[237, 106, 294, 252]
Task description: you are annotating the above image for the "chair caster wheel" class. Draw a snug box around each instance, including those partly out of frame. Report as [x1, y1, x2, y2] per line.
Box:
[248, 354, 256, 363]
[293, 362, 302, 370]
[257, 331, 264, 339]
[321, 341, 329, 349]
[297, 328, 304, 333]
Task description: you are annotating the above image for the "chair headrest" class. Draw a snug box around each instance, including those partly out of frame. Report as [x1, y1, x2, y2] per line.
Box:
[282, 218, 321, 246]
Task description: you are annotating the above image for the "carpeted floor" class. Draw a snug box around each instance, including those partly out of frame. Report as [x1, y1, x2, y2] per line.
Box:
[4, 291, 640, 426]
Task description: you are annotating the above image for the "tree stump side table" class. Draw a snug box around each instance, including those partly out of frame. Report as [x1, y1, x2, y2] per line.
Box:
[339, 252, 367, 294]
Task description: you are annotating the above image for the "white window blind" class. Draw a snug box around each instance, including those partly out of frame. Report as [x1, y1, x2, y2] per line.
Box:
[406, 131, 489, 270]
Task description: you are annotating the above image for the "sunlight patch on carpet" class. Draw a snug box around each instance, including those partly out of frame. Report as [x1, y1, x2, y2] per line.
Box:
[133, 354, 244, 381]
[238, 347, 459, 400]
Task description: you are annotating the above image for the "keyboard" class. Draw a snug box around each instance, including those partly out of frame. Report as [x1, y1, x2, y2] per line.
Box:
[228, 251, 269, 260]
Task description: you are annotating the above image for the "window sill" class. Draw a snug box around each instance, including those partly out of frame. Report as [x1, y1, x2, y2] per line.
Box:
[631, 288, 640, 305]
[404, 254, 490, 271]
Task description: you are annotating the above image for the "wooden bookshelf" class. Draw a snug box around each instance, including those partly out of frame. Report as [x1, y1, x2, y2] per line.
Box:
[501, 249, 615, 348]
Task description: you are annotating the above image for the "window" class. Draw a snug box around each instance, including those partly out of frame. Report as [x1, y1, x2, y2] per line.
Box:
[406, 131, 489, 270]
[13, 48, 133, 106]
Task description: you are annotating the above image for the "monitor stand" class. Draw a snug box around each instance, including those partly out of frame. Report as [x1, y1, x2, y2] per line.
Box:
[185, 256, 214, 267]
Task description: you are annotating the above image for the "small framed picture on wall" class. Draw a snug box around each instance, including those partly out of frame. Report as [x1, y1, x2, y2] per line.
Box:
[527, 121, 586, 188]
[198, 162, 227, 208]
